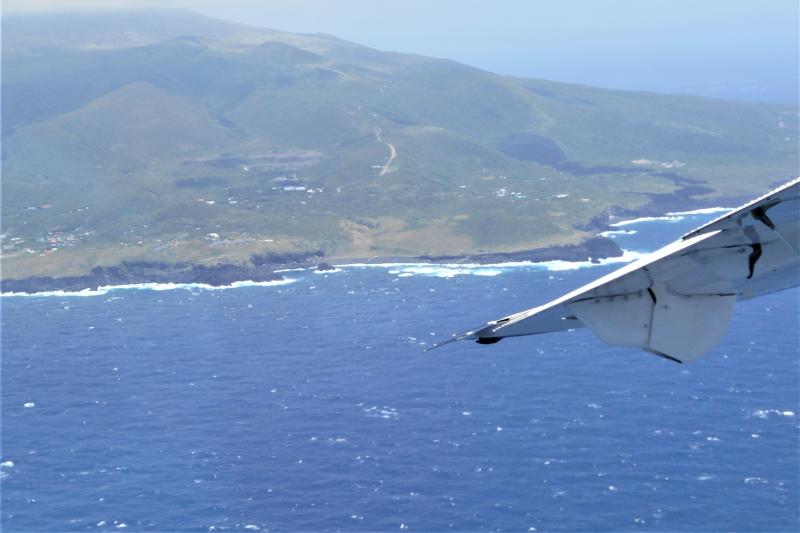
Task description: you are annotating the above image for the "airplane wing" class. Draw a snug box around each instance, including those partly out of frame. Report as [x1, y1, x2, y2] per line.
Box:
[436, 177, 800, 363]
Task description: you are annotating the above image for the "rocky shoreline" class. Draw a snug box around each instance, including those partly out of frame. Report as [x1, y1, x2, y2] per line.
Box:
[0, 251, 325, 294]
[2, 184, 748, 294]
[338, 237, 622, 266]
[1, 238, 623, 294]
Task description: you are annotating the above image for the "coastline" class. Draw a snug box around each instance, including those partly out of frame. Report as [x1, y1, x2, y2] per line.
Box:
[330, 236, 622, 267]
[0, 237, 624, 296]
[0, 200, 738, 296]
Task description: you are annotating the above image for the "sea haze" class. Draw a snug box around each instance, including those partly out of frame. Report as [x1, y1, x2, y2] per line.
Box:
[2, 214, 798, 532]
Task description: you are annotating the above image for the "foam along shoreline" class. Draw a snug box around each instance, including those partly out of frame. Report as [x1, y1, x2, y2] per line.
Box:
[338, 249, 647, 277]
[3, 235, 624, 296]
[609, 206, 731, 228]
[1, 278, 297, 298]
[599, 229, 638, 237]
[665, 206, 732, 216]
[1, 248, 645, 296]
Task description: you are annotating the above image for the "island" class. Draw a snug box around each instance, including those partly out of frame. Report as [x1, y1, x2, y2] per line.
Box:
[2, 11, 796, 292]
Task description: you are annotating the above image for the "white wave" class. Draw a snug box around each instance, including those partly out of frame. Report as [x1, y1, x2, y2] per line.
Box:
[339, 262, 430, 268]
[389, 265, 505, 278]
[534, 249, 648, 271]
[666, 207, 731, 216]
[346, 260, 551, 270]
[599, 229, 637, 237]
[1, 287, 110, 298]
[1, 278, 296, 298]
[609, 215, 684, 227]
[474, 269, 504, 276]
[363, 405, 399, 419]
[341, 250, 647, 277]
[752, 408, 796, 419]
[609, 207, 731, 228]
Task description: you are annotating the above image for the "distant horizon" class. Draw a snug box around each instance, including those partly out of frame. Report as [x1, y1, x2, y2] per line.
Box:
[3, 1, 798, 105]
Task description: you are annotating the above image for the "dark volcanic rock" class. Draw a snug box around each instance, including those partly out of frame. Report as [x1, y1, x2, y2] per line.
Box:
[1, 260, 284, 294]
[1, 250, 336, 294]
[315, 262, 336, 271]
[251, 250, 324, 268]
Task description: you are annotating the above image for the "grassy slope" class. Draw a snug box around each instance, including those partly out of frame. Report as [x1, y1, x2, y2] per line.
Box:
[2, 11, 798, 278]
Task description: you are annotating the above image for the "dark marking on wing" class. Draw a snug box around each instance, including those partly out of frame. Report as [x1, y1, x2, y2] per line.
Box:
[647, 287, 657, 304]
[743, 225, 762, 279]
[751, 204, 777, 230]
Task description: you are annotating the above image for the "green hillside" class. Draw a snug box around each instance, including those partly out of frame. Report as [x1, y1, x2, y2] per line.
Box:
[2, 10, 798, 278]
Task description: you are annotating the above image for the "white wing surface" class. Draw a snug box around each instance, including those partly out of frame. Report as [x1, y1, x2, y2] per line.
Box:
[439, 177, 800, 363]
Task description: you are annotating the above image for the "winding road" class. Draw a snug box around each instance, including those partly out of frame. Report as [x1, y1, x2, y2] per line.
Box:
[375, 128, 397, 176]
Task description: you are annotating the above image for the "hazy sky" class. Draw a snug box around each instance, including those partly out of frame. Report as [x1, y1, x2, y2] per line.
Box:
[4, 0, 799, 103]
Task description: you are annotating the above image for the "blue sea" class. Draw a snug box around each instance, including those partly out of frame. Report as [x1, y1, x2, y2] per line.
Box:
[2, 213, 799, 532]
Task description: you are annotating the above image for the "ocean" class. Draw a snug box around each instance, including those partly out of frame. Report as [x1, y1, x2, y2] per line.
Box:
[2, 212, 798, 532]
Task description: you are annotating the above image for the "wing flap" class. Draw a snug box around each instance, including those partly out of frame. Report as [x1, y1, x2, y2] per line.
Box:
[648, 291, 737, 362]
[568, 292, 652, 347]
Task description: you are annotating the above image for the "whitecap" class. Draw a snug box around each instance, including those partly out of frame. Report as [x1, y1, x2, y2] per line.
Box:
[364, 405, 399, 419]
[1, 278, 297, 298]
[599, 229, 637, 237]
[338, 262, 426, 268]
[1, 460, 15, 468]
[751, 408, 796, 419]
[340, 250, 646, 278]
[609, 215, 684, 227]
[534, 249, 647, 271]
[2, 288, 110, 298]
[382, 265, 499, 278]
[666, 207, 731, 216]
[608, 207, 731, 229]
